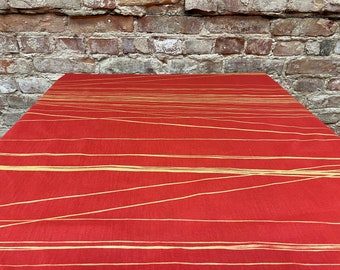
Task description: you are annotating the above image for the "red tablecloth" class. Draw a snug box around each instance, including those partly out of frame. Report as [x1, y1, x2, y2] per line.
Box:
[1, 73, 340, 269]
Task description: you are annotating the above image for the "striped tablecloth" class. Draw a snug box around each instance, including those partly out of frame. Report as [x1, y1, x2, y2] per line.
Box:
[1, 73, 340, 269]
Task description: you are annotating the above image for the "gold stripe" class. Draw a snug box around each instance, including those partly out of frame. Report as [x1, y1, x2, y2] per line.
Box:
[1, 218, 340, 226]
[22, 112, 333, 137]
[1, 262, 340, 267]
[26, 106, 322, 131]
[1, 243, 340, 252]
[38, 100, 308, 114]
[0, 165, 338, 178]
[0, 175, 243, 209]
[0, 176, 322, 229]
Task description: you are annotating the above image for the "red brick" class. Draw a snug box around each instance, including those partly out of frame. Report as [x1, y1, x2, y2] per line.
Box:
[273, 41, 304, 56]
[19, 36, 52, 53]
[246, 38, 272, 55]
[287, 59, 338, 75]
[215, 38, 245, 55]
[68, 15, 134, 33]
[206, 16, 269, 34]
[88, 38, 119, 54]
[0, 14, 66, 33]
[57, 37, 86, 53]
[272, 18, 338, 37]
[138, 16, 203, 34]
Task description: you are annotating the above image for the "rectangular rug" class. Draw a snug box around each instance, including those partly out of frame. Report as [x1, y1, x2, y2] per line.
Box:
[0, 73, 340, 269]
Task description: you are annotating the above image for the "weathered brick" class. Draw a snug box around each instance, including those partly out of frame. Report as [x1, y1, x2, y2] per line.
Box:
[287, 0, 324, 12]
[305, 41, 321, 55]
[33, 57, 96, 73]
[0, 0, 9, 9]
[325, 0, 340, 12]
[0, 14, 66, 32]
[185, 0, 218, 13]
[185, 0, 251, 14]
[184, 39, 214, 55]
[224, 57, 284, 75]
[138, 16, 203, 34]
[122, 37, 150, 54]
[215, 38, 245, 55]
[0, 95, 5, 108]
[328, 78, 340, 91]
[8, 95, 37, 109]
[0, 58, 33, 74]
[316, 110, 340, 124]
[82, 0, 116, 9]
[246, 38, 272, 55]
[9, 0, 81, 9]
[214, 0, 251, 14]
[0, 129, 8, 138]
[310, 95, 340, 108]
[144, 2, 183, 15]
[320, 40, 335, 56]
[0, 78, 17, 94]
[168, 57, 223, 73]
[68, 15, 134, 33]
[98, 57, 164, 73]
[118, 0, 179, 5]
[3, 112, 22, 126]
[57, 37, 86, 53]
[149, 38, 182, 55]
[294, 77, 325, 93]
[287, 59, 338, 75]
[0, 35, 19, 53]
[205, 16, 269, 34]
[273, 41, 304, 56]
[115, 5, 146, 16]
[88, 38, 119, 54]
[335, 41, 340, 54]
[18, 36, 52, 54]
[252, 0, 287, 12]
[272, 18, 338, 37]
[16, 77, 52, 94]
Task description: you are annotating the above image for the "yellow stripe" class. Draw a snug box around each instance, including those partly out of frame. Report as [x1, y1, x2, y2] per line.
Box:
[0, 176, 322, 229]
[1, 243, 340, 252]
[23, 112, 333, 137]
[1, 218, 340, 226]
[0, 165, 338, 178]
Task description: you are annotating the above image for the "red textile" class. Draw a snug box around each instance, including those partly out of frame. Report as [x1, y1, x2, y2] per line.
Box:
[1, 73, 340, 269]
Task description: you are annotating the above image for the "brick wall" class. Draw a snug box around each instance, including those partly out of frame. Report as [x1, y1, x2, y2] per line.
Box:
[0, 0, 339, 136]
